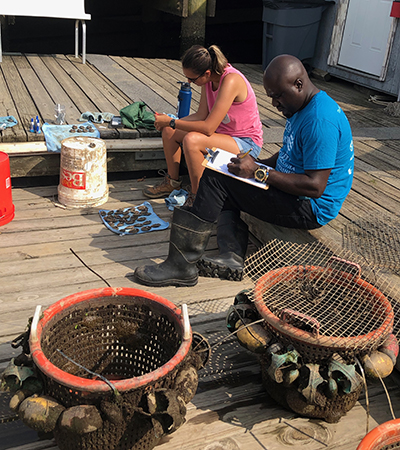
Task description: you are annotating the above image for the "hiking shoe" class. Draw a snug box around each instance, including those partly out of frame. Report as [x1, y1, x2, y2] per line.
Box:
[197, 255, 244, 281]
[143, 170, 182, 199]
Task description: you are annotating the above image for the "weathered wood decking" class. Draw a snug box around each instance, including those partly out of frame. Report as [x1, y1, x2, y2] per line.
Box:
[1, 53, 400, 450]
[2, 53, 399, 177]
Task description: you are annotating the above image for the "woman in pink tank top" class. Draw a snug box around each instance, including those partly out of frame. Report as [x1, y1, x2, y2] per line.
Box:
[143, 44, 263, 205]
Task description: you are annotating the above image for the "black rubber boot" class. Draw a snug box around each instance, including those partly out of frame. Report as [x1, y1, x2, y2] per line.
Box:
[197, 210, 249, 281]
[133, 207, 212, 287]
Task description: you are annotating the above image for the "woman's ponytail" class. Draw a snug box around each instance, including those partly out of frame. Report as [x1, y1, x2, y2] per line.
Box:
[182, 44, 228, 76]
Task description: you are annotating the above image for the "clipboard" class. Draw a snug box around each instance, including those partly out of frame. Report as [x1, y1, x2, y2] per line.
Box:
[202, 147, 270, 190]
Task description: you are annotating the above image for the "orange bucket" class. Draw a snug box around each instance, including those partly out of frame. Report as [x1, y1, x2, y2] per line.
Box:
[0, 151, 15, 226]
[357, 419, 400, 449]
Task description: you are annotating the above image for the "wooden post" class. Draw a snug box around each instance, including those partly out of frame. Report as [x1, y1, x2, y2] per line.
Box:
[180, 0, 207, 55]
[0, 15, 11, 53]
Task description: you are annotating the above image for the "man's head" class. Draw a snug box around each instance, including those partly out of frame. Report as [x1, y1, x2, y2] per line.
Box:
[263, 55, 318, 118]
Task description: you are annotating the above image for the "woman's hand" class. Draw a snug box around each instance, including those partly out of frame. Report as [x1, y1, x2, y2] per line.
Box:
[154, 113, 172, 131]
[227, 154, 258, 179]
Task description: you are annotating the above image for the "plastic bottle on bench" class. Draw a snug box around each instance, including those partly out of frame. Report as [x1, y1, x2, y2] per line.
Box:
[177, 82, 192, 118]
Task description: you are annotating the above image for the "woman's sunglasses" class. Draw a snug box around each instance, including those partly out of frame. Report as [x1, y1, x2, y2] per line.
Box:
[187, 72, 205, 83]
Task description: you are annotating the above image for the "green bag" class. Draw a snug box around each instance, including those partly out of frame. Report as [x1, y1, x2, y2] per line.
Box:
[119, 101, 156, 130]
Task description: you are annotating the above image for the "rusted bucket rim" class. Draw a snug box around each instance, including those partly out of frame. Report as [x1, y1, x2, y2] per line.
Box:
[357, 418, 400, 449]
[254, 266, 394, 351]
[30, 287, 192, 393]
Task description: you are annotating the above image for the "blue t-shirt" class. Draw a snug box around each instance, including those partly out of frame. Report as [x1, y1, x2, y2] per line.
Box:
[275, 91, 354, 225]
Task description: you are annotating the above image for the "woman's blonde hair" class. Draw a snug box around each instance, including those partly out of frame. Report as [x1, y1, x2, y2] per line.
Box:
[182, 44, 228, 76]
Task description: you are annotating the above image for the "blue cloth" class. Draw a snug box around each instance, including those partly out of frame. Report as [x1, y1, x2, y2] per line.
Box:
[0, 116, 18, 128]
[275, 91, 354, 226]
[164, 189, 188, 211]
[99, 201, 169, 236]
[42, 122, 100, 152]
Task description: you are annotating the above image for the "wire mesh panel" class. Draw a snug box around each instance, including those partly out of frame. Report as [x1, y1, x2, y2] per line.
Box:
[342, 215, 400, 275]
[244, 240, 398, 363]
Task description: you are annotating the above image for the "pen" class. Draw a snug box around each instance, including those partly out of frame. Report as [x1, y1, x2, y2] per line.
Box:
[238, 148, 252, 159]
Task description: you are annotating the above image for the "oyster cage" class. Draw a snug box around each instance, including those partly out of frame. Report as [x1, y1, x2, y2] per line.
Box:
[26, 287, 201, 450]
[243, 239, 398, 363]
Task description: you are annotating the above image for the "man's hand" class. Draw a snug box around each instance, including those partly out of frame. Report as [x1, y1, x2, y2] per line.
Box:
[227, 154, 259, 179]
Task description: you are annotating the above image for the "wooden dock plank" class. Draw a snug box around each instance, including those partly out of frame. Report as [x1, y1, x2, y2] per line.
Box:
[311, 79, 400, 128]
[25, 54, 82, 124]
[40, 55, 99, 121]
[111, 56, 178, 114]
[86, 54, 173, 114]
[0, 67, 25, 143]
[0, 56, 42, 142]
[355, 140, 400, 173]
[82, 59, 133, 107]
[149, 58, 202, 106]
[1, 53, 400, 450]
[53, 54, 119, 116]
[133, 57, 201, 111]
[11, 56, 59, 127]
[65, 55, 131, 113]
[0, 176, 244, 342]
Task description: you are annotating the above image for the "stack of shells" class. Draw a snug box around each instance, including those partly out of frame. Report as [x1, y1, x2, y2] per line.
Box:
[69, 125, 95, 133]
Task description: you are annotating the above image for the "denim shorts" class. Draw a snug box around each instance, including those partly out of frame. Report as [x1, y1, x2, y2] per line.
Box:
[232, 136, 261, 159]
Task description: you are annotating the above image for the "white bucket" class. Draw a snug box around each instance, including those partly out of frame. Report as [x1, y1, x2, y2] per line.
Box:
[58, 137, 109, 208]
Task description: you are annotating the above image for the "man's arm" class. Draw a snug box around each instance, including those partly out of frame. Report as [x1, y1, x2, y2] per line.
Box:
[258, 152, 279, 168]
[227, 155, 331, 198]
[268, 168, 331, 198]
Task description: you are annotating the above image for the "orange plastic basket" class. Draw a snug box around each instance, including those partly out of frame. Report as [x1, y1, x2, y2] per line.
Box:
[30, 287, 192, 398]
[357, 419, 400, 450]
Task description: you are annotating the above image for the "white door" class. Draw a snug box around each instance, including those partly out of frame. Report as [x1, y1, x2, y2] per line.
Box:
[338, 0, 394, 77]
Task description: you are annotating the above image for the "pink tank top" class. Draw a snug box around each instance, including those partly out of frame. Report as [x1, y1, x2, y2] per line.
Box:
[205, 64, 263, 148]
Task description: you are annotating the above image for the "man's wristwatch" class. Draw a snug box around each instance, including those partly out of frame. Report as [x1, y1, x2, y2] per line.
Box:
[254, 166, 269, 184]
[169, 119, 176, 129]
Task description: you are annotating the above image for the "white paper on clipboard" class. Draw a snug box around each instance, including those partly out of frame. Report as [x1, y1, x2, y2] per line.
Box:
[202, 147, 270, 190]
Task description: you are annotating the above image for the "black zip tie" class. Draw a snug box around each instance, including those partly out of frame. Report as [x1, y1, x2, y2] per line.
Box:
[70, 248, 111, 287]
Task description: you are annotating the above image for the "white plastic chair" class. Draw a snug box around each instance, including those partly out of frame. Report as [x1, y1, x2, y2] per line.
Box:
[0, 0, 91, 63]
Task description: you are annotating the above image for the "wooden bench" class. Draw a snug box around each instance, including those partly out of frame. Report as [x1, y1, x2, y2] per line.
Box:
[0, 0, 91, 63]
[0, 137, 166, 177]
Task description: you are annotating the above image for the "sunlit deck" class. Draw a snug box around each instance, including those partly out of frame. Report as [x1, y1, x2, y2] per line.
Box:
[1, 53, 400, 450]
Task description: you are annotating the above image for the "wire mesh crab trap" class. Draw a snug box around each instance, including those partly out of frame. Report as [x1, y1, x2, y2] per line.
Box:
[231, 239, 400, 423]
[17, 287, 205, 450]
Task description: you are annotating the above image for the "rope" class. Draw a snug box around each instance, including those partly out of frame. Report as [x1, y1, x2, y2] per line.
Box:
[355, 356, 370, 434]
[70, 248, 111, 287]
[365, 355, 396, 421]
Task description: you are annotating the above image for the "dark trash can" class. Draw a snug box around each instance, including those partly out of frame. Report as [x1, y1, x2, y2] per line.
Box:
[262, 1, 329, 70]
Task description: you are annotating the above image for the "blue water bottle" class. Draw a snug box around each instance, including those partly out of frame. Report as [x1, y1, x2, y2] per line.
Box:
[177, 82, 192, 118]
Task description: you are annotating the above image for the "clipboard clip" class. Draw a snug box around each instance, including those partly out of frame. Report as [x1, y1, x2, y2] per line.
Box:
[205, 147, 220, 164]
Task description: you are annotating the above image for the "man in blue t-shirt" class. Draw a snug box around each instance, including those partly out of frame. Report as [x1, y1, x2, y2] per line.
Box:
[273, 90, 353, 225]
[133, 55, 354, 288]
